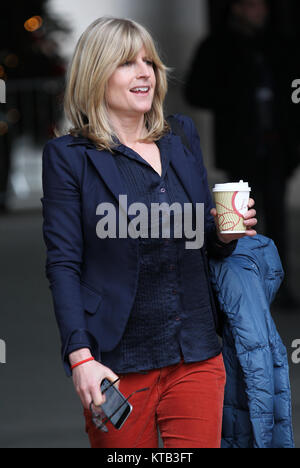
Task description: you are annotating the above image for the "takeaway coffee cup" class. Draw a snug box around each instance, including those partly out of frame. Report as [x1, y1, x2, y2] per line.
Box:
[212, 180, 251, 234]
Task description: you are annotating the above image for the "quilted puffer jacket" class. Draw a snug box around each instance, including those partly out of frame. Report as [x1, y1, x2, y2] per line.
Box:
[209, 234, 294, 448]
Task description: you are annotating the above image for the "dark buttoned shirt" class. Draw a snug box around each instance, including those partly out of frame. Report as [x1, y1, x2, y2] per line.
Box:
[99, 133, 228, 373]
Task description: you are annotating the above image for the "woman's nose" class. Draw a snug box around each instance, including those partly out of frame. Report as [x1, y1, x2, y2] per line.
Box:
[136, 60, 150, 78]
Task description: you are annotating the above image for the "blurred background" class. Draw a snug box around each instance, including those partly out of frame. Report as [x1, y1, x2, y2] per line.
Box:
[0, 0, 299, 448]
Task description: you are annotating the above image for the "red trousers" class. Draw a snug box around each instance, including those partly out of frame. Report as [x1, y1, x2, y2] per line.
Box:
[84, 353, 226, 448]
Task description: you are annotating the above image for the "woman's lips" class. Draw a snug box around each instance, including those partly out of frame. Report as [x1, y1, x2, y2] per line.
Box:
[130, 86, 150, 94]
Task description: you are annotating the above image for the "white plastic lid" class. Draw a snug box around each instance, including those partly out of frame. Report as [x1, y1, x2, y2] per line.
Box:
[213, 180, 251, 192]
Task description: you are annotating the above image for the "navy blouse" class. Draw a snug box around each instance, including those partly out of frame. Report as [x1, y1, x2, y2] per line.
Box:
[99, 131, 232, 374]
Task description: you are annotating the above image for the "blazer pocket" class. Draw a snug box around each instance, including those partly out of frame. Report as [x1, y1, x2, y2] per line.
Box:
[81, 283, 103, 315]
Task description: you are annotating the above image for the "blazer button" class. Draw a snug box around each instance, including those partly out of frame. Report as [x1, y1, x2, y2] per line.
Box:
[160, 187, 166, 193]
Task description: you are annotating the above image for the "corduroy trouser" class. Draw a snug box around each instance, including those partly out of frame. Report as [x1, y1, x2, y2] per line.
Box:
[84, 353, 226, 448]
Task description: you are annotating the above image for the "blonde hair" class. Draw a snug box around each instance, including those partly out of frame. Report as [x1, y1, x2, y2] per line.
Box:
[63, 17, 170, 151]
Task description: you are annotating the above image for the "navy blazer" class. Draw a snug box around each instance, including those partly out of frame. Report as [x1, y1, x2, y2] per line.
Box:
[41, 114, 227, 376]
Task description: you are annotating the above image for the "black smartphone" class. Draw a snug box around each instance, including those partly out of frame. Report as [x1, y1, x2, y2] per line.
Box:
[100, 378, 133, 430]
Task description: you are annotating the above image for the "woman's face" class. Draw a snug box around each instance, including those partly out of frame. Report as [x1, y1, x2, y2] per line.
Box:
[105, 46, 156, 119]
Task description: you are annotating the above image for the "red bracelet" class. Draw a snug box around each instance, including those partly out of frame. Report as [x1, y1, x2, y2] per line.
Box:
[71, 357, 95, 371]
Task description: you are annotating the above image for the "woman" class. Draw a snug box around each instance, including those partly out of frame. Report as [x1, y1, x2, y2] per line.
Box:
[41, 17, 257, 448]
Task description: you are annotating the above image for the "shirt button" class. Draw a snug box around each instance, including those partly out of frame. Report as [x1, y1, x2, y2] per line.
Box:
[175, 316, 181, 321]
[160, 187, 166, 193]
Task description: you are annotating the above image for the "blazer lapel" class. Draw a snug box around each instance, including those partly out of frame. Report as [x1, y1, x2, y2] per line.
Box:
[168, 134, 203, 206]
[85, 147, 138, 223]
[85, 134, 203, 224]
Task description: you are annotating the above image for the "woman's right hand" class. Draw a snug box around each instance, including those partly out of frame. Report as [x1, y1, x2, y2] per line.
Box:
[69, 348, 119, 409]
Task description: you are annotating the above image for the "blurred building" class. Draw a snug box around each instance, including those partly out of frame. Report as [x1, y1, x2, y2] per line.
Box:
[0, 1, 67, 212]
[207, 0, 300, 208]
[2, 0, 299, 210]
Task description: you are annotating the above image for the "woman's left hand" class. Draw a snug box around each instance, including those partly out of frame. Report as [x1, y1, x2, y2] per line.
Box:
[210, 198, 258, 244]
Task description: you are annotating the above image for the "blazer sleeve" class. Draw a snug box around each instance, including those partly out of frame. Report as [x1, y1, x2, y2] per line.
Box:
[173, 114, 237, 259]
[41, 140, 99, 376]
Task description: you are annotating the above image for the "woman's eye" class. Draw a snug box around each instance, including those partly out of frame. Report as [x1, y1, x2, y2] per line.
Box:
[120, 59, 153, 67]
